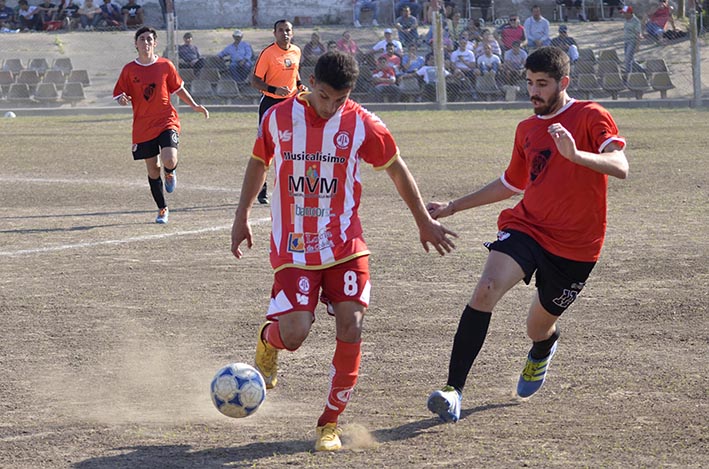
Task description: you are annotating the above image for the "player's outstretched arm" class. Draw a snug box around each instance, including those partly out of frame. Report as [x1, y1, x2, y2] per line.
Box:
[175, 87, 209, 119]
[231, 158, 269, 259]
[385, 157, 458, 256]
[548, 123, 628, 179]
[427, 178, 517, 219]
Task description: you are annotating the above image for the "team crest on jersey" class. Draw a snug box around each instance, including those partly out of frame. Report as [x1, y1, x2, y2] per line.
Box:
[143, 83, 156, 101]
[297, 276, 311, 294]
[530, 149, 552, 181]
[279, 129, 293, 142]
[285, 58, 293, 67]
[334, 131, 351, 149]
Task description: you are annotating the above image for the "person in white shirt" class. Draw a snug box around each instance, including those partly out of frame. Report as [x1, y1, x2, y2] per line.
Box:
[523, 4, 551, 51]
[371, 28, 404, 55]
[476, 43, 501, 76]
[450, 37, 476, 80]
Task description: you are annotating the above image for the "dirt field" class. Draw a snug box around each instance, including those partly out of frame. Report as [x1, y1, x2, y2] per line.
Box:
[0, 108, 707, 468]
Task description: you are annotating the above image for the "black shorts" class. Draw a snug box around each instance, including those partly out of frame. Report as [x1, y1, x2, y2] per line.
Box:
[258, 95, 286, 123]
[132, 129, 179, 160]
[485, 229, 596, 316]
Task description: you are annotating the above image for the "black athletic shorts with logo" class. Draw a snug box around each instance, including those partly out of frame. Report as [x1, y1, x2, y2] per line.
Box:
[132, 129, 179, 160]
[485, 229, 596, 316]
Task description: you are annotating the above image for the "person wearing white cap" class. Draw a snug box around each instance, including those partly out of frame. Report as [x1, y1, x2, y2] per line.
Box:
[371, 28, 403, 55]
[353, 0, 379, 28]
[217, 29, 254, 83]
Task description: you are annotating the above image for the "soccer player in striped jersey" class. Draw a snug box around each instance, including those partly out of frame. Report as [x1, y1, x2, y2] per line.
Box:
[426, 46, 629, 423]
[231, 51, 457, 452]
[114, 26, 209, 224]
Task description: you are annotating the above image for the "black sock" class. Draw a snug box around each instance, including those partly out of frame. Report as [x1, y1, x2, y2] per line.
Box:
[530, 327, 560, 360]
[148, 176, 166, 209]
[447, 305, 492, 393]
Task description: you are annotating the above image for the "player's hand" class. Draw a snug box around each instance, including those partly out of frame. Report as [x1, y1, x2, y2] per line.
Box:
[275, 86, 292, 97]
[195, 104, 209, 119]
[426, 200, 454, 220]
[420, 219, 458, 256]
[117, 92, 131, 106]
[230, 219, 253, 259]
[548, 123, 577, 162]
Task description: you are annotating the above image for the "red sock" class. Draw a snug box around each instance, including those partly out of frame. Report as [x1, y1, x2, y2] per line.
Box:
[264, 321, 286, 350]
[317, 339, 361, 427]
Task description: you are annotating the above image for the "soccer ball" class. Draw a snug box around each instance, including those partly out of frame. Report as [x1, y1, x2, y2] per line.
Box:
[210, 362, 266, 418]
[4, 111, 16, 118]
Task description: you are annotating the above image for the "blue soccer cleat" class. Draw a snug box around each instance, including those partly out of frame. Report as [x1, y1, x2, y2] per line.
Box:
[164, 171, 176, 193]
[516, 341, 558, 398]
[155, 207, 169, 224]
[427, 385, 462, 423]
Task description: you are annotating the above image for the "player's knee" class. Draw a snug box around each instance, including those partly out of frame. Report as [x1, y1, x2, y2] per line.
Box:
[470, 276, 504, 309]
[279, 327, 309, 351]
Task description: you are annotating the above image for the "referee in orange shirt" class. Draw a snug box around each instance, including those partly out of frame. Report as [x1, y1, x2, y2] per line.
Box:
[250, 19, 305, 204]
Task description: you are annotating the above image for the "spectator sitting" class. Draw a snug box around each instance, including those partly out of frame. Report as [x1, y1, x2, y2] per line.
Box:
[353, 0, 379, 28]
[416, 53, 451, 100]
[424, 17, 455, 55]
[336, 30, 360, 56]
[550, 24, 579, 63]
[380, 42, 402, 75]
[99, 0, 122, 29]
[121, 0, 143, 29]
[302, 31, 326, 66]
[645, 0, 677, 42]
[372, 28, 404, 55]
[400, 43, 425, 74]
[397, 0, 422, 19]
[464, 17, 484, 43]
[395, 5, 419, 48]
[475, 43, 501, 76]
[450, 37, 477, 81]
[17, 0, 44, 31]
[0, 0, 17, 30]
[372, 55, 401, 101]
[78, 0, 101, 29]
[36, 0, 58, 23]
[458, 30, 476, 51]
[447, 11, 464, 41]
[57, 0, 80, 30]
[217, 30, 254, 83]
[501, 40, 528, 84]
[497, 14, 525, 52]
[474, 29, 501, 57]
[178, 32, 205, 75]
[524, 4, 551, 51]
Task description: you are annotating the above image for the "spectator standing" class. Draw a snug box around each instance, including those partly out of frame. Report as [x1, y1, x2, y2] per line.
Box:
[559, 0, 587, 22]
[622, 5, 643, 74]
[250, 19, 304, 204]
[99, 0, 122, 28]
[550, 24, 579, 63]
[302, 31, 327, 66]
[327, 40, 338, 53]
[336, 30, 360, 56]
[231, 50, 455, 452]
[397, 0, 422, 18]
[645, 0, 677, 42]
[372, 28, 404, 55]
[0, 0, 17, 30]
[395, 5, 419, 48]
[497, 14, 526, 52]
[113, 27, 209, 224]
[447, 11, 464, 41]
[426, 46, 628, 424]
[17, 0, 44, 31]
[372, 55, 400, 101]
[524, 5, 551, 51]
[78, 0, 101, 30]
[353, 0, 379, 28]
[121, 0, 143, 29]
[218, 30, 254, 83]
[178, 32, 205, 75]
[501, 40, 527, 84]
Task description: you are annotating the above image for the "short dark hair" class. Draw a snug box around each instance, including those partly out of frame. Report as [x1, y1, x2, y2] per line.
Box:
[273, 19, 290, 31]
[525, 46, 570, 82]
[183, 32, 193, 39]
[134, 26, 157, 42]
[314, 51, 359, 91]
[18, 0, 28, 5]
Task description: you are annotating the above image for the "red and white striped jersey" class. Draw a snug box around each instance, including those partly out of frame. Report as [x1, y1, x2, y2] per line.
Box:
[252, 93, 399, 271]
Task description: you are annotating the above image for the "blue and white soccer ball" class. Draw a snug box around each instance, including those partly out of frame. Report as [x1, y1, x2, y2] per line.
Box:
[210, 362, 266, 418]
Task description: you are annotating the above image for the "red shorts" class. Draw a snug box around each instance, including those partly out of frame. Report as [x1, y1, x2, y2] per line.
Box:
[266, 255, 371, 320]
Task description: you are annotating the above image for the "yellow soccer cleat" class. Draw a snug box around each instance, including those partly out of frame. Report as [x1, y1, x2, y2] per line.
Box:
[315, 423, 342, 452]
[255, 321, 278, 389]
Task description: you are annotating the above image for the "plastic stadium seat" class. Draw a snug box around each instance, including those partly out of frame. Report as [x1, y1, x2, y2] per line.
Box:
[201, 55, 227, 72]
[626, 72, 651, 99]
[597, 61, 620, 77]
[198, 68, 221, 85]
[475, 73, 502, 101]
[576, 73, 602, 99]
[179, 68, 196, 85]
[0, 70, 14, 94]
[7, 83, 31, 102]
[601, 73, 625, 100]
[62, 82, 86, 105]
[2, 58, 24, 74]
[42, 69, 66, 86]
[67, 69, 91, 86]
[577, 48, 596, 64]
[598, 49, 620, 64]
[28, 58, 50, 76]
[572, 60, 596, 78]
[52, 57, 74, 74]
[190, 79, 215, 100]
[644, 58, 669, 74]
[216, 78, 241, 103]
[650, 72, 675, 98]
[34, 82, 60, 103]
[15, 70, 41, 93]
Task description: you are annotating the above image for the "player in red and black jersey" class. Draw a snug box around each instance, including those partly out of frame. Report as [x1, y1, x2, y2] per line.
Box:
[427, 46, 629, 422]
[113, 26, 209, 224]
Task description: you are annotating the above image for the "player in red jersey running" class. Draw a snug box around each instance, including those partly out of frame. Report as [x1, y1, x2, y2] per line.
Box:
[230, 51, 457, 452]
[426, 46, 629, 423]
[114, 26, 209, 224]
